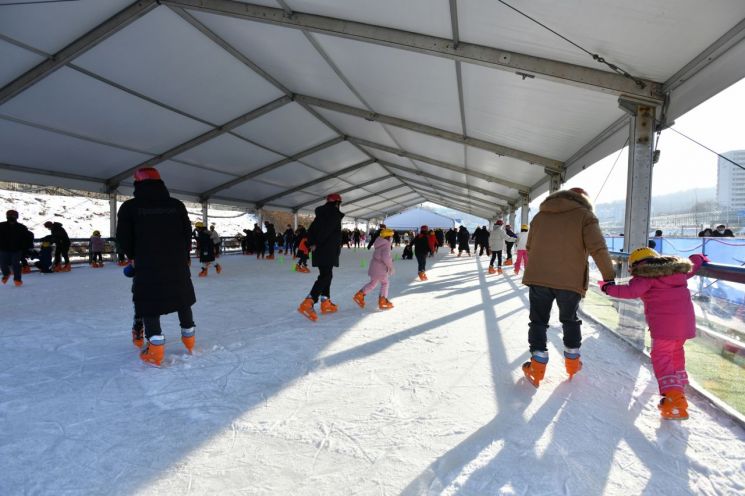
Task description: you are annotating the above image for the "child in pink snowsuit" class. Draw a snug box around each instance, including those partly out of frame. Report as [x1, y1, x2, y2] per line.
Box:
[600, 247, 707, 420]
[353, 229, 394, 310]
[514, 224, 529, 275]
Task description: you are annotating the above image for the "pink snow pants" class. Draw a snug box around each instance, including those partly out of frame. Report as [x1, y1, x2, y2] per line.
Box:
[361, 276, 389, 298]
[650, 338, 688, 394]
[514, 250, 528, 272]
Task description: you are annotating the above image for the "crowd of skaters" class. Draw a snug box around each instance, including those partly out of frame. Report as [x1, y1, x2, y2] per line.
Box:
[1, 169, 712, 421]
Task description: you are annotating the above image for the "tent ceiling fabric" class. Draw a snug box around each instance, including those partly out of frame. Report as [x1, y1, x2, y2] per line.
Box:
[1, 1, 745, 220]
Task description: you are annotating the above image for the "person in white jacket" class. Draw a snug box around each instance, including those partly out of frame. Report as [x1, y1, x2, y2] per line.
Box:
[209, 225, 221, 257]
[488, 220, 517, 274]
[514, 224, 529, 275]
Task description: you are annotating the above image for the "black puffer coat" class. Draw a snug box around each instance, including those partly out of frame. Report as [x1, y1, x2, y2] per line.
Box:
[116, 180, 196, 316]
[49, 222, 69, 245]
[307, 202, 344, 267]
[0, 220, 32, 252]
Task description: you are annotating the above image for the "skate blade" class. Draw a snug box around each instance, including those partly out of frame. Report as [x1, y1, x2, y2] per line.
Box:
[298, 308, 318, 322]
[661, 413, 689, 421]
[522, 362, 539, 388]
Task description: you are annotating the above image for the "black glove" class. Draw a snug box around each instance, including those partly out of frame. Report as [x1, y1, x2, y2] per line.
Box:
[600, 280, 615, 294]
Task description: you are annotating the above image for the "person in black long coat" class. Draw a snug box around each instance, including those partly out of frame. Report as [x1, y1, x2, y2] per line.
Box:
[477, 225, 490, 256]
[298, 193, 344, 321]
[117, 167, 196, 366]
[264, 221, 276, 258]
[0, 209, 33, 285]
[445, 228, 457, 253]
[457, 226, 471, 256]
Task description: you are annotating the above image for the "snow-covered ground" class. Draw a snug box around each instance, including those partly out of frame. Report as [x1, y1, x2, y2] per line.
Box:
[0, 189, 256, 238]
[1, 248, 744, 495]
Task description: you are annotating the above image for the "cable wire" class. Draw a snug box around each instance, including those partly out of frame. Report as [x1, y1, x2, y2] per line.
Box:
[666, 126, 745, 172]
[594, 137, 629, 203]
[496, 0, 646, 88]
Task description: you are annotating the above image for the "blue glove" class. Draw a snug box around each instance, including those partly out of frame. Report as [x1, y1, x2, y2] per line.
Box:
[123, 263, 135, 278]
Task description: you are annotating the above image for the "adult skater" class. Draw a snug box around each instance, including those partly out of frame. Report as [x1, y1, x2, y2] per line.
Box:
[445, 228, 457, 253]
[457, 225, 471, 256]
[413, 225, 430, 281]
[195, 222, 221, 277]
[298, 193, 344, 322]
[487, 220, 516, 275]
[117, 167, 196, 367]
[264, 221, 276, 259]
[520, 187, 615, 387]
[44, 220, 70, 271]
[0, 209, 33, 286]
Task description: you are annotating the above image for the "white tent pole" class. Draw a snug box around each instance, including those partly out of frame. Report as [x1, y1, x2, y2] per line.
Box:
[109, 192, 117, 238]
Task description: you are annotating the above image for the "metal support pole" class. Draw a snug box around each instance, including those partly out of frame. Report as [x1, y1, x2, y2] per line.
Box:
[293, 212, 298, 230]
[548, 171, 562, 194]
[520, 194, 530, 226]
[202, 201, 209, 225]
[109, 192, 117, 238]
[508, 204, 516, 228]
[619, 98, 656, 257]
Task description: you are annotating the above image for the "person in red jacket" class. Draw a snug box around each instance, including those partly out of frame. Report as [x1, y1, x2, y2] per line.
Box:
[427, 229, 437, 257]
[600, 247, 707, 420]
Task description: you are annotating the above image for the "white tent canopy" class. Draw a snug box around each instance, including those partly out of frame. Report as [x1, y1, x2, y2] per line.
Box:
[1, 0, 745, 221]
[383, 207, 455, 231]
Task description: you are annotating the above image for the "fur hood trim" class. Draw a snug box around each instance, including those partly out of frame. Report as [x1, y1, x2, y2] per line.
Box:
[631, 256, 693, 278]
[540, 189, 593, 213]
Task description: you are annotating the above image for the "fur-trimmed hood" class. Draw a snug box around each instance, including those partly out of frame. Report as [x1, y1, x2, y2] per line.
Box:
[539, 189, 593, 214]
[631, 256, 693, 278]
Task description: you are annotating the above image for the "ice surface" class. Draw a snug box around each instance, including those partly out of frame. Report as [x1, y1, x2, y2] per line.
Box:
[1, 248, 744, 495]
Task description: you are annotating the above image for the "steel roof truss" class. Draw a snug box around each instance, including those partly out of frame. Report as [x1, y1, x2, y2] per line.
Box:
[0, 0, 159, 106]
[350, 136, 529, 192]
[292, 174, 394, 210]
[381, 161, 510, 204]
[105, 95, 292, 188]
[297, 94, 562, 172]
[164, 0, 662, 101]
[256, 158, 375, 207]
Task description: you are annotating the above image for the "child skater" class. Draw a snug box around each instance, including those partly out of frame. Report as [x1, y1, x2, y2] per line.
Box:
[89, 230, 105, 268]
[353, 228, 394, 310]
[599, 247, 707, 420]
[295, 232, 311, 273]
[513, 224, 529, 276]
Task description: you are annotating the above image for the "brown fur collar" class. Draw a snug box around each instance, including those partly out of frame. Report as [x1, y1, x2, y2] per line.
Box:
[631, 256, 693, 277]
[541, 189, 593, 212]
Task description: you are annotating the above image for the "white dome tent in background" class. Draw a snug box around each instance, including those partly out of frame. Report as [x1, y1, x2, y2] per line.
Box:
[383, 207, 456, 231]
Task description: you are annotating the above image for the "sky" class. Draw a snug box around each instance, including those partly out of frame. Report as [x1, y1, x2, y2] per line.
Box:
[563, 77, 745, 203]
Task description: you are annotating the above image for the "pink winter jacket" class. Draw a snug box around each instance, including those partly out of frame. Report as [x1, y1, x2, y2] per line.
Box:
[368, 237, 393, 279]
[603, 255, 706, 340]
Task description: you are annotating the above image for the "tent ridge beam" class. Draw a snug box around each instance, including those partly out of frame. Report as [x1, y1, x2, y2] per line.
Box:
[403, 175, 505, 209]
[295, 94, 563, 171]
[341, 184, 411, 209]
[200, 135, 345, 200]
[292, 174, 395, 211]
[349, 136, 529, 192]
[0, 0, 159, 106]
[408, 182, 502, 210]
[164, 0, 662, 101]
[380, 160, 512, 203]
[105, 95, 292, 189]
[344, 190, 420, 216]
[255, 158, 375, 208]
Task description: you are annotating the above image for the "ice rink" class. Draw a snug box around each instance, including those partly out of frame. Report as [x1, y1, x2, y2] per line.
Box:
[2, 247, 744, 495]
